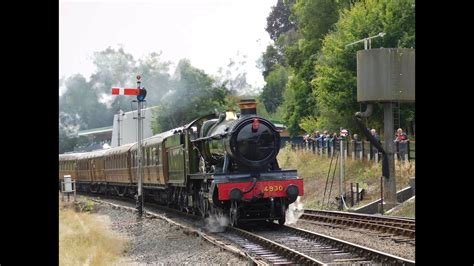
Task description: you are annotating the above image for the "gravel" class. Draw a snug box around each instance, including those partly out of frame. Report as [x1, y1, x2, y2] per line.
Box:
[91, 202, 249, 265]
[291, 220, 415, 260]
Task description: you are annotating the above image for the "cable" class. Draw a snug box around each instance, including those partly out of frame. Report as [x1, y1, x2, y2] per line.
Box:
[322, 148, 336, 205]
[327, 151, 339, 208]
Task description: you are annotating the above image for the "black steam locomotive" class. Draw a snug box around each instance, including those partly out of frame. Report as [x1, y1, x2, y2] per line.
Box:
[59, 99, 304, 226]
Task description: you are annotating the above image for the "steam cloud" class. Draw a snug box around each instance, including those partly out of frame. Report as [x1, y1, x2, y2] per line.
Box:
[204, 212, 229, 233]
[285, 196, 304, 225]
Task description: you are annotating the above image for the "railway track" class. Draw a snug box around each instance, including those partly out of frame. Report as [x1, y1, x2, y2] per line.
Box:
[79, 194, 414, 265]
[300, 209, 415, 239]
[230, 223, 415, 265]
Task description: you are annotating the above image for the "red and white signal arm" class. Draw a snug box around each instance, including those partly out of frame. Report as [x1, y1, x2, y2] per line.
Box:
[111, 87, 140, 95]
[340, 129, 348, 137]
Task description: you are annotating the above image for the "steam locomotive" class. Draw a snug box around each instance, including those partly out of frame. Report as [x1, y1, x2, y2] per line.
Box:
[59, 99, 304, 226]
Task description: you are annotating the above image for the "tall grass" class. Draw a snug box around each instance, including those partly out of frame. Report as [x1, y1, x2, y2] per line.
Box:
[277, 146, 415, 209]
[59, 200, 128, 265]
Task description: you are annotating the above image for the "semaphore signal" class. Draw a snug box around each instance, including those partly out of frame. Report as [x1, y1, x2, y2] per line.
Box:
[111, 75, 146, 218]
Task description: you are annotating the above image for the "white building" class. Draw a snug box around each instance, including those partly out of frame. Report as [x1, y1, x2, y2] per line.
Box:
[110, 107, 156, 147]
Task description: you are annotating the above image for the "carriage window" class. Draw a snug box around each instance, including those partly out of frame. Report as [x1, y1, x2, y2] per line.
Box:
[147, 148, 150, 166]
[143, 149, 146, 166]
[156, 146, 161, 165]
[148, 147, 152, 166]
[150, 147, 154, 166]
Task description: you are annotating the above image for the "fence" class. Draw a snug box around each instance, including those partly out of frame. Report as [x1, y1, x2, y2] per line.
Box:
[291, 139, 415, 162]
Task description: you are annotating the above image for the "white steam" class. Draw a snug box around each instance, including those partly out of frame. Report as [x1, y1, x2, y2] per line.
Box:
[204, 212, 229, 233]
[285, 196, 304, 225]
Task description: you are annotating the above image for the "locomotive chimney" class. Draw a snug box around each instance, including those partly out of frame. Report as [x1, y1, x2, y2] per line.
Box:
[238, 99, 257, 116]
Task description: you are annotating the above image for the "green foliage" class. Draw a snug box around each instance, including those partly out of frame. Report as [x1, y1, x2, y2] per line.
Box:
[276, 0, 342, 136]
[312, 0, 415, 130]
[60, 47, 174, 152]
[76, 199, 95, 213]
[260, 65, 289, 113]
[260, 45, 286, 78]
[260, 0, 415, 137]
[265, 0, 296, 41]
[60, 74, 112, 130]
[286, 0, 341, 70]
[298, 116, 318, 134]
[282, 73, 316, 136]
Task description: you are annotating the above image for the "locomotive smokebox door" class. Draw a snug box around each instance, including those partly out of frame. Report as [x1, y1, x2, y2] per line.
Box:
[64, 175, 73, 193]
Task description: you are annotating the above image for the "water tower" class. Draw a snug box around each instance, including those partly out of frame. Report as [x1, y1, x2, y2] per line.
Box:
[350, 36, 415, 210]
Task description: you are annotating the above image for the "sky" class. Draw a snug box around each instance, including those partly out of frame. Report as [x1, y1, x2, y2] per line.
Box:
[59, 0, 276, 92]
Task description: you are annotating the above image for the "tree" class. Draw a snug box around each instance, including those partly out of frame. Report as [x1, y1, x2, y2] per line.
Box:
[59, 111, 80, 153]
[88, 47, 138, 115]
[260, 45, 286, 79]
[276, 0, 342, 136]
[59, 74, 111, 130]
[312, 0, 415, 131]
[266, 0, 296, 41]
[260, 64, 288, 113]
[135, 52, 172, 106]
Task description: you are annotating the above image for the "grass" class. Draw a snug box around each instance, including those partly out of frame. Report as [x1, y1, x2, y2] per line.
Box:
[277, 146, 415, 210]
[59, 197, 128, 266]
[387, 197, 415, 218]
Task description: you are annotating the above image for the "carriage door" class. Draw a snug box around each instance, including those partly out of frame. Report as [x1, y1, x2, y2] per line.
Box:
[90, 159, 95, 182]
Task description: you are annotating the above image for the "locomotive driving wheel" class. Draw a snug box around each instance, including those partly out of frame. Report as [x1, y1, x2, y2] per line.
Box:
[229, 200, 239, 227]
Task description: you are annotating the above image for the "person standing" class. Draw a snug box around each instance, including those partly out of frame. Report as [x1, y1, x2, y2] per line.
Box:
[369, 129, 381, 160]
[394, 128, 409, 160]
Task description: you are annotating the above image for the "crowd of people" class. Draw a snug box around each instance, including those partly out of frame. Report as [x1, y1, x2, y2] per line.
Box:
[301, 128, 411, 160]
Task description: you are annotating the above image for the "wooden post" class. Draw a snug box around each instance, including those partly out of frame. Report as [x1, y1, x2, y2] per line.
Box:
[73, 181, 77, 201]
[350, 183, 354, 207]
[356, 183, 360, 203]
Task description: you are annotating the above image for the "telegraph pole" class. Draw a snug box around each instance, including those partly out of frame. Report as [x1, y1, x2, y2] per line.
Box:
[111, 75, 147, 218]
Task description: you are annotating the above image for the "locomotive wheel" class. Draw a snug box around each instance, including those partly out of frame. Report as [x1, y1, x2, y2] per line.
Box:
[230, 200, 239, 227]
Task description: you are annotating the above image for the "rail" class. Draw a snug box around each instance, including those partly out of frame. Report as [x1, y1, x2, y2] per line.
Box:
[301, 209, 415, 238]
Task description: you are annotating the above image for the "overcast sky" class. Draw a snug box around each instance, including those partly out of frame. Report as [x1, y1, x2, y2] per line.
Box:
[59, 0, 276, 90]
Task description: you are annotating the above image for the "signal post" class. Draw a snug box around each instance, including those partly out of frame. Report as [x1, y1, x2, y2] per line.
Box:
[112, 75, 147, 217]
